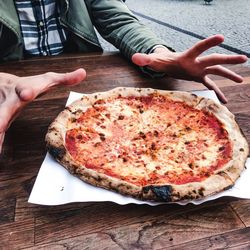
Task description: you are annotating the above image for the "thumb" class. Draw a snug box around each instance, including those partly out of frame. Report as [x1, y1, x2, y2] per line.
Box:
[57, 68, 87, 86]
[131, 53, 154, 67]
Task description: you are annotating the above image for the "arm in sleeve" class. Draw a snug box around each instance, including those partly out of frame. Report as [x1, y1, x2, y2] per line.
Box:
[85, 0, 174, 60]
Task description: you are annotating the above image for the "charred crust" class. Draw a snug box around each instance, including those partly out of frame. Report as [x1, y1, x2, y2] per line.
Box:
[47, 126, 58, 133]
[198, 187, 205, 196]
[65, 107, 72, 112]
[48, 146, 66, 161]
[143, 185, 173, 202]
[223, 184, 233, 191]
[72, 109, 82, 115]
[207, 104, 218, 112]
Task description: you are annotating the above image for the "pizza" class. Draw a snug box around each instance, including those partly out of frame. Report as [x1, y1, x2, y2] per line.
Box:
[45, 87, 249, 202]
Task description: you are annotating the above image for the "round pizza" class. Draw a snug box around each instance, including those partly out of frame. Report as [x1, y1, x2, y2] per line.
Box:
[46, 87, 249, 202]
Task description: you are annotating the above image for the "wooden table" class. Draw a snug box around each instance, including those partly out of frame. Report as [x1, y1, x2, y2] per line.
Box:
[0, 52, 250, 250]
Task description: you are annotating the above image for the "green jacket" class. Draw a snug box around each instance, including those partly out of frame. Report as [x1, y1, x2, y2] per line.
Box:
[0, 0, 171, 62]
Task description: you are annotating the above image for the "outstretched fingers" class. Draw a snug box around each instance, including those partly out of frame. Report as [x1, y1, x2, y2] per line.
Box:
[203, 76, 227, 103]
[205, 65, 244, 83]
[199, 54, 247, 68]
[185, 34, 224, 58]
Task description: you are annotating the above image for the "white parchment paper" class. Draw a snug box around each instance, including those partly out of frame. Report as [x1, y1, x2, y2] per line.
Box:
[29, 90, 250, 206]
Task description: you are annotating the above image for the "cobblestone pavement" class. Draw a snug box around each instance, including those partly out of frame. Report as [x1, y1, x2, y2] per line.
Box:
[98, 0, 249, 64]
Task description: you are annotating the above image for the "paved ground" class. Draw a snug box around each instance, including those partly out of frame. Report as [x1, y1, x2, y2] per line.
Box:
[98, 0, 249, 64]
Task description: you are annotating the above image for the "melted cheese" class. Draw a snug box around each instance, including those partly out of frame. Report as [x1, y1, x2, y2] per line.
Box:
[65, 94, 232, 186]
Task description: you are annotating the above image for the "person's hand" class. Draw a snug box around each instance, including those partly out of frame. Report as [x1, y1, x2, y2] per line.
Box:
[0, 68, 86, 153]
[132, 34, 248, 103]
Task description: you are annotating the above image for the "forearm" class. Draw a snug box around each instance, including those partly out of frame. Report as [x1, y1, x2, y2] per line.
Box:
[85, 0, 174, 59]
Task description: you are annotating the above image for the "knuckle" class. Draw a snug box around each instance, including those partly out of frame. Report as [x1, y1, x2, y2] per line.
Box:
[211, 53, 220, 58]
[45, 72, 57, 81]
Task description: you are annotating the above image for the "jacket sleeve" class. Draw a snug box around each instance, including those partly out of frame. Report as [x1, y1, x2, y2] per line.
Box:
[85, 0, 174, 60]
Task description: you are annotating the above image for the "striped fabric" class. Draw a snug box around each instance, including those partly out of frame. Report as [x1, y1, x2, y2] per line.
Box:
[15, 0, 67, 56]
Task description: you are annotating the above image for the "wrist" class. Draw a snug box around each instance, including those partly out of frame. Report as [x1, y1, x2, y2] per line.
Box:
[153, 46, 175, 56]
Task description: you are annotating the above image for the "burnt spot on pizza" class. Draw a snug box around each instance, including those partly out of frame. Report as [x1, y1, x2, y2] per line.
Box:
[183, 195, 192, 200]
[100, 136, 105, 142]
[219, 146, 225, 151]
[99, 133, 106, 141]
[76, 134, 83, 140]
[47, 126, 59, 135]
[217, 171, 233, 183]
[65, 106, 73, 112]
[139, 131, 146, 139]
[72, 109, 82, 115]
[153, 130, 159, 137]
[239, 148, 244, 152]
[94, 99, 105, 105]
[105, 113, 111, 119]
[208, 103, 220, 113]
[48, 146, 66, 161]
[150, 142, 156, 150]
[122, 157, 128, 163]
[118, 115, 125, 120]
[191, 93, 198, 98]
[201, 155, 206, 160]
[143, 185, 173, 202]
[198, 187, 205, 196]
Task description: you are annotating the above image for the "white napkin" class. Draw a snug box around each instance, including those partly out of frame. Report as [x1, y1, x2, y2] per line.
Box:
[29, 90, 250, 205]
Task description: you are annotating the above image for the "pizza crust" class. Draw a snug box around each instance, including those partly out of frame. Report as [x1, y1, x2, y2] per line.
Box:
[46, 87, 249, 202]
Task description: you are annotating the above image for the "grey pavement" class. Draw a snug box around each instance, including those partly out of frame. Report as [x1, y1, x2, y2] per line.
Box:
[98, 0, 250, 64]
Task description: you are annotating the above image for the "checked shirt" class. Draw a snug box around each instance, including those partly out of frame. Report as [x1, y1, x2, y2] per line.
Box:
[15, 0, 67, 56]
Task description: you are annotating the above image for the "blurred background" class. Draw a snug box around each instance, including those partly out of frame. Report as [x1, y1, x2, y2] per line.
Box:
[99, 0, 250, 64]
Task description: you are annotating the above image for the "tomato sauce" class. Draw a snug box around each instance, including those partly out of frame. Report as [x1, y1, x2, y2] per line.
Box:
[65, 95, 233, 186]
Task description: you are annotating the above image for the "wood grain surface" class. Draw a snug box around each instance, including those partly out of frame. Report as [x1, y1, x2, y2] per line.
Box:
[0, 52, 249, 250]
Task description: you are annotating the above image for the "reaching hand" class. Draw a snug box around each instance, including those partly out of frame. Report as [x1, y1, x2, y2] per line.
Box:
[132, 34, 248, 103]
[0, 68, 86, 153]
